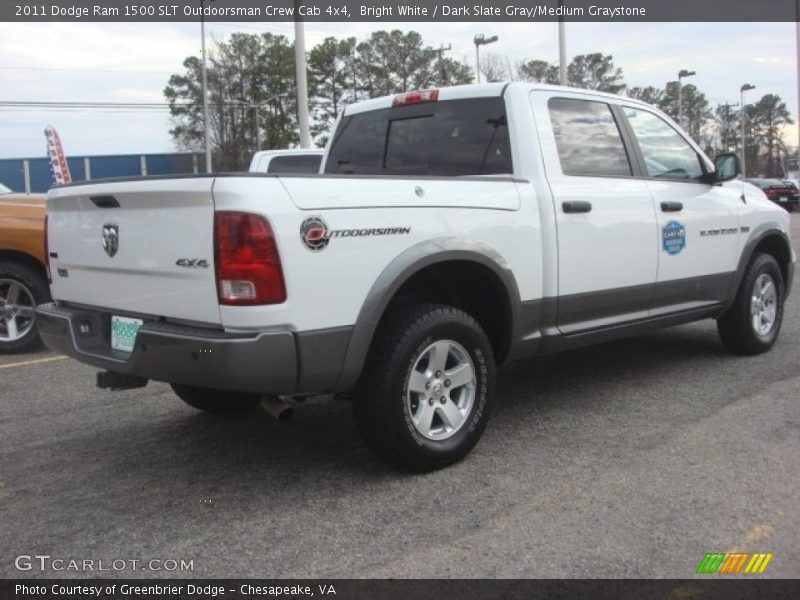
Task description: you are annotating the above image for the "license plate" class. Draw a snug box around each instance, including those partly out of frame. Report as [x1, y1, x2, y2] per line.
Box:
[111, 316, 143, 353]
[779, 196, 788, 202]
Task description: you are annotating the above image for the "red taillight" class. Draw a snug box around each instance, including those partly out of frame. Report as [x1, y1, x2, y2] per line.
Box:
[392, 89, 439, 107]
[214, 212, 286, 305]
[44, 213, 51, 283]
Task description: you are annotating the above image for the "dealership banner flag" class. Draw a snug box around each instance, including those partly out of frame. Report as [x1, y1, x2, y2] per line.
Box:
[44, 125, 71, 186]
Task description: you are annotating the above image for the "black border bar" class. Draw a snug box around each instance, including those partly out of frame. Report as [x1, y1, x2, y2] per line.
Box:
[3, 0, 799, 22]
[3, 580, 800, 600]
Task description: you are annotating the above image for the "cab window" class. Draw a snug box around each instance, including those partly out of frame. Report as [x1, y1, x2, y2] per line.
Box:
[325, 97, 512, 176]
[548, 97, 632, 178]
[623, 107, 705, 181]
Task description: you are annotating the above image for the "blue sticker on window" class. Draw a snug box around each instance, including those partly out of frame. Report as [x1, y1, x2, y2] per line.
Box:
[662, 221, 686, 255]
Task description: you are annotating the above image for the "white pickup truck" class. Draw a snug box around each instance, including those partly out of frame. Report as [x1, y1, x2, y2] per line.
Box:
[37, 83, 795, 471]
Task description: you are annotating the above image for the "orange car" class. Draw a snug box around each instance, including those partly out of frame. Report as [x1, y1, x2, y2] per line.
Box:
[0, 182, 50, 352]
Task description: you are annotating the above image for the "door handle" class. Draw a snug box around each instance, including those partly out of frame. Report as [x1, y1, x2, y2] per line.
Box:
[562, 201, 592, 213]
[661, 201, 683, 212]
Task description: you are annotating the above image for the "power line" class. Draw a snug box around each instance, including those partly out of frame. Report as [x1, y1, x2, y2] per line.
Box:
[0, 101, 251, 109]
[0, 66, 172, 76]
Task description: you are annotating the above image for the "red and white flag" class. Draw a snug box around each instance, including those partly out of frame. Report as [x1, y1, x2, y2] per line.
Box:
[44, 125, 71, 185]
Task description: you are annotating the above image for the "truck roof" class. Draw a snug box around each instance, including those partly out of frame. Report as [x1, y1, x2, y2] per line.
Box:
[343, 81, 654, 116]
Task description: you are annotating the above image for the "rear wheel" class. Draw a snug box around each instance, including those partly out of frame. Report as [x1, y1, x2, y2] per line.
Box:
[171, 383, 260, 414]
[717, 253, 784, 355]
[0, 261, 50, 353]
[354, 303, 495, 472]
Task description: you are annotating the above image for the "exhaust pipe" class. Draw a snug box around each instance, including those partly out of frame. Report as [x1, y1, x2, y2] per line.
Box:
[260, 395, 294, 421]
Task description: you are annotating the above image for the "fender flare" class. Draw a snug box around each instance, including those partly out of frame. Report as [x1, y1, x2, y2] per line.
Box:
[723, 223, 794, 312]
[334, 237, 521, 391]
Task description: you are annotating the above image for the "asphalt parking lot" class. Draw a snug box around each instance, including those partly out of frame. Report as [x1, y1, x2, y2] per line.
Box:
[1, 215, 798, 579]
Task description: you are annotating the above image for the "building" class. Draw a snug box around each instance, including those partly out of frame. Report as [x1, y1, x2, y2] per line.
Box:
[0, 152, 205, 193]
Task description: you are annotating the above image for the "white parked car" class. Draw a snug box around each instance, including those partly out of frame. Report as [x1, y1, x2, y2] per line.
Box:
[248, 149, 324, 174]
[38, 83, 795, 471]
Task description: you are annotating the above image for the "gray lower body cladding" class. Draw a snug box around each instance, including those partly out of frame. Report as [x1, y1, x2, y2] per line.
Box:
[35, 302, 351, 395]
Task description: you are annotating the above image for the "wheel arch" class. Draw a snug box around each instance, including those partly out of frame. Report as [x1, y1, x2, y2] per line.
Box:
[0, 249, 48, 280]
[724, 224, 794, 312]
[334, 238, 521, 392]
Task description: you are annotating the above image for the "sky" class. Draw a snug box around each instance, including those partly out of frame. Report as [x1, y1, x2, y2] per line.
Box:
[0, 20, 797, 159]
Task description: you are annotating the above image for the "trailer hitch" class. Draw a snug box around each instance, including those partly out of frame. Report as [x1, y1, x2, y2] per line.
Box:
[96, 371, 149, 391]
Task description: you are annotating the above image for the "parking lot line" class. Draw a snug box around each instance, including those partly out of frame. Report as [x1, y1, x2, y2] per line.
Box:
[0, 355, 67, 370]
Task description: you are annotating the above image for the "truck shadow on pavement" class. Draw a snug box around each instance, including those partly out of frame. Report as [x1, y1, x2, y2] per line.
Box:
[45, 321, 762, 489]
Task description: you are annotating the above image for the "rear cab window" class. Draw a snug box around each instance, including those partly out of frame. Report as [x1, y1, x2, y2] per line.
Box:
[325, 97, 513, 176]
[547, 97, 632, 178]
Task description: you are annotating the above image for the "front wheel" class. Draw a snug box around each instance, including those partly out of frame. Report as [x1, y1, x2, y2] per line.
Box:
[354, 304, 495, 472]
[717, 253, 785, 355]
[171, 383, 260, 414]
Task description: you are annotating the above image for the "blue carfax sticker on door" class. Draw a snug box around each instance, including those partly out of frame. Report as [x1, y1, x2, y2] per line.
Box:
[662, 221, 686, 255]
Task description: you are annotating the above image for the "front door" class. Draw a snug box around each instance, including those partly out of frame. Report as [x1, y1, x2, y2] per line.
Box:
[620, 106, 740, 314]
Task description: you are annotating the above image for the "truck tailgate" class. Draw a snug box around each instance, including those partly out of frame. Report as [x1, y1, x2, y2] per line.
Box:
[47, 178, 221, 325]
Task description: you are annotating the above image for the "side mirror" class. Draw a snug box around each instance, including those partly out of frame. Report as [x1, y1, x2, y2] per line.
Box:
[714, 152, 741, 183]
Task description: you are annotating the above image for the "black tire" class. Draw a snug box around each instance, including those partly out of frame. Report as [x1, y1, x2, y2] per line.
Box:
[354, 303, 496, 472]
[717, 253, 785, 355]
[170, 383, 260, 414]
[0, 260, 51, 354]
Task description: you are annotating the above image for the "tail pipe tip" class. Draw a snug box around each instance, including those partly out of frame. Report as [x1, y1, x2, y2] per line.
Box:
[260, 395, 294, 421]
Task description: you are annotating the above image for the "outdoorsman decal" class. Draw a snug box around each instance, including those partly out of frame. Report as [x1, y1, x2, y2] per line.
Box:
[300, 216, 411, 252]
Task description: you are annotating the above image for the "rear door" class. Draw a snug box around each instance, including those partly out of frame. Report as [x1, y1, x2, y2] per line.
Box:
[619, 105, 740, 312]
[531, 91, 659, 333]
[47, 177, 221, 325]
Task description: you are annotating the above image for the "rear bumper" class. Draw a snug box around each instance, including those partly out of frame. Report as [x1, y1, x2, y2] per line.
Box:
[36, 303, 347, 394]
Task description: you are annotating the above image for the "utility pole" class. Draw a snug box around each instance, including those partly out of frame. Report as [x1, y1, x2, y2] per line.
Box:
[294, 0, 311, 149]
[437, 44, 452, 85]
[678, 69, 696, 129]
[717, 102, 739, 152]
[199, 0, 214, 173]
[740, 83, 756, 177]
[558, 0, 567, 85]
[250, 93, 288, 151]
[473, 34, 498, 84]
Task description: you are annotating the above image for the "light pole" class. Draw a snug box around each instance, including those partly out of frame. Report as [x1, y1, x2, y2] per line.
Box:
[294, 0, 311, 149]
[199, 0, 214, 173]
[677, 69, 696, 129]
[473, 34, 498, 84]
[558, 0, 567, 85]
[740, 83, 756, 177]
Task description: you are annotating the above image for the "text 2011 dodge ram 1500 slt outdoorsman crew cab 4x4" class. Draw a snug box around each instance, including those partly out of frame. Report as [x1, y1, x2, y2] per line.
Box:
[37, 83, 795, 471]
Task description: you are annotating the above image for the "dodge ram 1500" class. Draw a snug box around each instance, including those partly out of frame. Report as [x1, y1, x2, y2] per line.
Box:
[37, 83, 795, 470]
